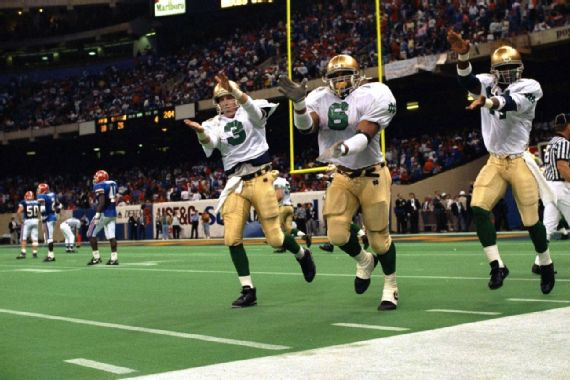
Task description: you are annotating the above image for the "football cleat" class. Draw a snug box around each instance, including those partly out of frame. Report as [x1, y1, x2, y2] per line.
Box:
[87, 257, 102, 266]
[378, 287, 399, 311]
[232, 286, 257, 308]
[488, 260, 509, 289]
[302, 234, 312, 247]
[43, 256, 55, 262]
[297, 249, 316, 283]
[531, 264, 541, 275]
[354, 252, 379, 294]
[32, 253, 38, 258]
[540, 263, 555, 294]
[93, 170, 109, 184]
[16, 253, 26, 259]
[361, 235, 369, 250]
[319, 243, 334, 253]
[106, 259, 119, 266]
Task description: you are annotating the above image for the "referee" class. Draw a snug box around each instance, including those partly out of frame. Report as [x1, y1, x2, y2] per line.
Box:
[533, 113, 570, 275]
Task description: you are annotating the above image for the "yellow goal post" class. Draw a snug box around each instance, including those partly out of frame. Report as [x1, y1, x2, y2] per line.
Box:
[287, 0, 386, 175]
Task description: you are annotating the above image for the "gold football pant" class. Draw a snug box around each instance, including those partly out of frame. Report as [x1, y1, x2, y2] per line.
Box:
[323, 164, 392, 254]
[279, 205, 294, 234]
[222, 171, 284, 247]
[471, 155, 539, 226]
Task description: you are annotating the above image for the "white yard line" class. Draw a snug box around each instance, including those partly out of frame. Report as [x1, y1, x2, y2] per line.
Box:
[15, 268, 64, 273]
[427, 309, 502, 316]
[122, 307, 570, 380]
[507, 298, 570, 304]
[332, 323, 409, 331]
[0, 308, 289, 351]
[64, 358, 136, 374]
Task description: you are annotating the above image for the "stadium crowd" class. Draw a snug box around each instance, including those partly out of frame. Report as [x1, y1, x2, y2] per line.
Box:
[1, 0, 568, 131]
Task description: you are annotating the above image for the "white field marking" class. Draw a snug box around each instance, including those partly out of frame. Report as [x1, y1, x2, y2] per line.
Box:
[0, 308, 289, 351]
[123, 307, 570, 380]
[15, 268, 64, 273]
[332, 323, 410, 331]
[427, 309, 502, 316]
[121, 261, 160, 266]
[64, 358, 135, 375]
[508, 298, 570, 304]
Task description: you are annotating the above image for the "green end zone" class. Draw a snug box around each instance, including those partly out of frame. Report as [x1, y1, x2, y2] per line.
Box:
[286, 0, 386, 175]
[0, 240, 568, 379]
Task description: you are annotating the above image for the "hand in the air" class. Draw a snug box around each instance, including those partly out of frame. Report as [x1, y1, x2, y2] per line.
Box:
[447, 30, 470, 55]
[278, 76, 308, 103]
[183, 119, 205, 133]
[214, 70, 231, 91]
[466, 96, 486, 110]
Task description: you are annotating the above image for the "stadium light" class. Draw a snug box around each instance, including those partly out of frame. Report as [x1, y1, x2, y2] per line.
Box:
[161, 128, 168, 132]
[39, 8, 43, 13]
[18, 10, 23, 15]
[93, 147, 100, 152]
[406, 101, 419, 111]
[138, 144, 143, 148]
[26, 151, 36, 156]
[145, 32, 156, 37]
[41, 56, 48, 61]
[88, 51, 96, 56]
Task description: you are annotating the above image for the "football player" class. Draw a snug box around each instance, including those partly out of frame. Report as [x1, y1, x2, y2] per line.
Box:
[273, 176, 312, 253]
[533, 113, 570, 274]
[184, 71, 316, 308]
[87, 170, 119, 265]
[16, 191, 40, 259]
[279, 54, 399, 311]
[448, 30, 555, 294]
[37, 183, 61, 262]
[60, 216, 81, 253]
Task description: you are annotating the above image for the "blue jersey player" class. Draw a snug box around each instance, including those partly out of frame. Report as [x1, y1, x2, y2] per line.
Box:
[37, 183, 61, 262]
[87, 170, 119, 265]
[16, 191, 40, 259]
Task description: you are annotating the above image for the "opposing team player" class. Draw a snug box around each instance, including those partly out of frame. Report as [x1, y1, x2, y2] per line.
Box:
[532, 113, 570, 274]
[448, 30, 555, 294]
[37, 183, 61, 262]
[273, 176, 312, 253]
[16, 191, 40, 259]
[184, 71, 315, 308]
[87, 170, 119, 265]
[60, 216, 81, 253]
[279, 54, 399, 310]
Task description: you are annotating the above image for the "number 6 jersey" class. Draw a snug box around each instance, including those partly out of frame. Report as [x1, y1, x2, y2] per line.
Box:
[201, 99, 278, 172]
[306, 82, 397, 169]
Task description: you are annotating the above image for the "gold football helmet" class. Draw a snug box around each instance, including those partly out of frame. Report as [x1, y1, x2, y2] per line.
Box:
[213, 80, 239, 115]
[490, 45, 524, 85]
[323, 54, 362, 98]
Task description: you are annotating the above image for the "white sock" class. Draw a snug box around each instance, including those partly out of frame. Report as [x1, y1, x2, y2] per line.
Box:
[483, 245, 504, 268]
[297, 230, 306, 237]
[534, 255, 540, 265]
[357, 229, 365, 238]
[537, 248, 552, 266]
[384, 273, 397, 289]
[48, 251, 54, 258]
[294, 246, 305, 259]
[111, 252, 118, 261]
[239, 275, 253, 288]
[21, 248, 26, 254]
[93, 250, 100, 259]
[354, 250, 371, 266]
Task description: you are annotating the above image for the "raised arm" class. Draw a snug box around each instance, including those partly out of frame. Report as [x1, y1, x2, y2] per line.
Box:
[278, 77, 320, 134]
[215, 71, 265, 126]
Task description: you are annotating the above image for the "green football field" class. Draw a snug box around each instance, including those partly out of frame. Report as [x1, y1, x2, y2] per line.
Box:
[0, 237, 569, 379]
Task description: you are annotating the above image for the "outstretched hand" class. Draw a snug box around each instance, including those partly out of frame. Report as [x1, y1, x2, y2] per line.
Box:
[278, 76, 308, 103]
[183, 119, 205, 133]
[447, 30, 470, 55]
[466, 96, 486, 110]
[214, 71, 231, 91]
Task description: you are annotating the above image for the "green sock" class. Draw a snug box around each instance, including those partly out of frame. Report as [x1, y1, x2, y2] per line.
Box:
[350, 223, 360, 235]
[527, 221, 548, 253]
[339, 228, 361, 257]
[290, 228, 299, 236]
[282, 233, 301, 254]
[229, 244, 250, 276]
[472, 207, 496, 247]
[378, 242, 396, 275]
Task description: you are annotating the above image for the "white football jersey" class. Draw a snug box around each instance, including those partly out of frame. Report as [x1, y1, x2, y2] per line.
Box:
[306, 82, 396, 169]
[202, 99, 278, 172]
[273, 177, 292, 206]
[475, 75, 542, 155]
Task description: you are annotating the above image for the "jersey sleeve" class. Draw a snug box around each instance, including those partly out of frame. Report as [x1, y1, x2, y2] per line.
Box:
[358, 83, 397, 129]
[252, 99, 279, 120]
[306, 87, 326, 115]
[509, 79, 542, 114]
[555, 140, 570, 161]
[200, 120, 221, 158]
[93, 183, 105, 194]
[475, 74, 495, 96]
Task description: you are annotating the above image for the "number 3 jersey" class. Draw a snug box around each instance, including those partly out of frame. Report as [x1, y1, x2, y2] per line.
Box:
[93, 180, 118, 217]
[475, 75, 542, 155]
[306, 82, 397, 169]
[201, 99, 278, 172]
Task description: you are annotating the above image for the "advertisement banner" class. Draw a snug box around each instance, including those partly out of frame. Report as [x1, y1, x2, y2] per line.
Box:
[116, 205, 145, 224]
[152, 191, 326, 239]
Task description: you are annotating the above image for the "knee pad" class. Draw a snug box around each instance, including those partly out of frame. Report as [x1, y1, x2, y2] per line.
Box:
[369, 229, 391, 255]
[327, 221, 351, 246]
[266, 229, 285, 248]
[224, 234, 243, 247]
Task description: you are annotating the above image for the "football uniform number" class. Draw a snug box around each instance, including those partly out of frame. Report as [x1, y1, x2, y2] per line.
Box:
[224, 121, 246, 146]
[108, 183, 117, 204]
[26, 205, 39, 218]
[328, 102, 349, 130]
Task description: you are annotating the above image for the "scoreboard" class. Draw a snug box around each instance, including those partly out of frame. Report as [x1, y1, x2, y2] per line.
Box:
[96, 107, 176, 133]
[187, 0, 276, 12]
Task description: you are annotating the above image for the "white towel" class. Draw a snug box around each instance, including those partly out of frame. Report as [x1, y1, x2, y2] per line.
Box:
[214, 176, 244, 214]
[522, 151, 557, 205]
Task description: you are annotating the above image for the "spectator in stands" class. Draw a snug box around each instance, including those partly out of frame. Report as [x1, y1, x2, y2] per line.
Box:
[160, 211, 169, 240]
[172, 211, 181, 239]
[421, 196, 432, 232]
[201, 210, 211, 239]
[190, 206, 199, 239]
[407, 193, 421, 234]
[395, 193, 408, 234]
[155, 210, 162, 240]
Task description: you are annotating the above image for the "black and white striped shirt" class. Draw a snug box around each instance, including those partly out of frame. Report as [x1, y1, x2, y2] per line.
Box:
[544, 135, 570, 181]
